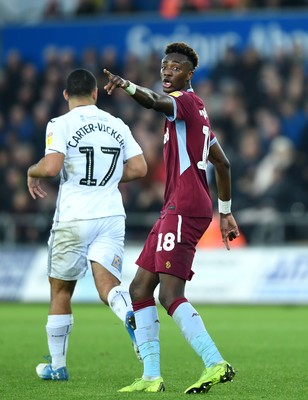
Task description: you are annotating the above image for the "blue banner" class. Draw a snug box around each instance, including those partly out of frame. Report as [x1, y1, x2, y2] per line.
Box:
[2, 11, 308, 78]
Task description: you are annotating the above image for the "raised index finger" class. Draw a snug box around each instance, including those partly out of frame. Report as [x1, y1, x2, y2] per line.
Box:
[103, 69, 112, 78]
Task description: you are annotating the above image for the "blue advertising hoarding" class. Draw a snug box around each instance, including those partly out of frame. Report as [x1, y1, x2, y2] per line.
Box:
[2, 11, 308, 78]
[1, 246, 308, 304]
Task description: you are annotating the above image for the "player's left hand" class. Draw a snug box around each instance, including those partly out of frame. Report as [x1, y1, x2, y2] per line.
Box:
[219, 213, 240, 251]
[27, 176, 47, 200]
[103, 69, 129, 95]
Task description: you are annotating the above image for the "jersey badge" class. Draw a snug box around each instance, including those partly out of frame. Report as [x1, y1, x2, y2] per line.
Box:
[165, 261, 171, 269]
[112, 254, 123, 272]
[169, 91, 183, 98]
[46, 132, 53, 147]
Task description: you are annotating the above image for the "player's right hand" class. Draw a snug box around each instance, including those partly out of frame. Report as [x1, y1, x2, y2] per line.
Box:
[103, 69, 129, 95]
[219, 214, 240, 251]
[27, 176, 47, 200]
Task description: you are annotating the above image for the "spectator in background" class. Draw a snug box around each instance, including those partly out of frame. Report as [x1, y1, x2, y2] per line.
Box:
[232, 127, 262, 209]
[250, 136, 297, 207]
[43, 0, 63, 19]
[106, 0, 136, 13]
[2, 49, 24, 114]
[0, 113, 7, 147]
[231, 47, 263, 113]
[133, 0, 161, 12]
[81, 47, 100, 75]
[75, 0, 100, 15]
[280, 99, 306, 148]
[160, 0, 211, 18]
[252, 0, 307, 7]
[298, 117, 308, 212]
[31, 101, 54, 158]
[6, 104, 34, 143]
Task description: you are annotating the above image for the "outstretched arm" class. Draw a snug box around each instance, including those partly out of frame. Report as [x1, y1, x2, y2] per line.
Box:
[103, 69, 174, 115]
[209, 141, 240, 250]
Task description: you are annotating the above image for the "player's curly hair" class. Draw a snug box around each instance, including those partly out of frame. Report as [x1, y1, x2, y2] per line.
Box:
[165, 42, 199, 70]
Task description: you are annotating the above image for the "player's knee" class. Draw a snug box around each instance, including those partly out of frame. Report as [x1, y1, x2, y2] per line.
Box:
[129, 280, 140, 301]
[158, 291, 173, 312]
[129, 280, 151, 302]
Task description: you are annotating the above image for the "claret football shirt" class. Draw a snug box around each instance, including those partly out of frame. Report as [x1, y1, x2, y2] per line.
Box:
[162, 88, 217, 218]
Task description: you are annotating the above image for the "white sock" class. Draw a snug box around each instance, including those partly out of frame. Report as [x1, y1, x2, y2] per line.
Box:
[134, 306, 161, 378]
[134, 306, 160, 345]
[107, 286, 132, 322]
[172, 302, 206, 342]
[46, 314, 74, 370]
[172, 302, 223, 367]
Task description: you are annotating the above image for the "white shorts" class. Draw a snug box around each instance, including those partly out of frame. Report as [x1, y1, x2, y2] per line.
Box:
[47, 216, 125, 281]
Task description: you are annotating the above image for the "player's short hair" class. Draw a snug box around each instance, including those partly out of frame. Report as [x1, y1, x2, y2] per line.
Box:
[66, 68, 97, 97]
[165, 42, 199, 70]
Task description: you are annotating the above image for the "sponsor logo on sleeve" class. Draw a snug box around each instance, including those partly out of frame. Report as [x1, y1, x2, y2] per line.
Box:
[46, 132, 53, 147]
[169, 91, 183, 97]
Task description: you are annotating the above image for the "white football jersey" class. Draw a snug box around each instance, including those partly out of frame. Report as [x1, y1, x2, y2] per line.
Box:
[45, 105, 143, 221]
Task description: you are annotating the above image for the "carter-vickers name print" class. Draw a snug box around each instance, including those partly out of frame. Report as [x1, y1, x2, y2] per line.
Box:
[68, 123, 124, 148]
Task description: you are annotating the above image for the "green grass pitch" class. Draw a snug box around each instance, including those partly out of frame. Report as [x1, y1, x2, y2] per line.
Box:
[0, 303, 307, 399]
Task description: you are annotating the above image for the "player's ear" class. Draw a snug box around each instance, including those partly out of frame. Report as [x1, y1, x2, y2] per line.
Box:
[185, 69, 194, 84]
[92, 87, 98, 101]
[63, 89, 69, 101]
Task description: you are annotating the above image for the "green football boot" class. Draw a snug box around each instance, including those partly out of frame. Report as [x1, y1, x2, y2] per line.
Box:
[185, 361, 235, 394]
[118, 377, 165, 393]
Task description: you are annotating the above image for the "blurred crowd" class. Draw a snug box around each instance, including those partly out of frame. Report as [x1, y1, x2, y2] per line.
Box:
[46, 0, 308, 19]
[0, 37, 308, 244]
[6, 0, 308, 27]
[1, 0, 306, 28]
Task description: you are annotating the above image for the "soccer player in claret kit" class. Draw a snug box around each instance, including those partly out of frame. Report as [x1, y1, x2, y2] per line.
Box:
[104, 42, 240, 394]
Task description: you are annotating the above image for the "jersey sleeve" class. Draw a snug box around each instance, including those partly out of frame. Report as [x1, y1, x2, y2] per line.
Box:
[167, 91, 194, 121]
[121, 122, 143, 161]
[45, 118, 67, 156]
[210, 130, 217, 146]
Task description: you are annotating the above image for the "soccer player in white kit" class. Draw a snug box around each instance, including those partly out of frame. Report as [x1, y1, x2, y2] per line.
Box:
[27, 68, 147, 380]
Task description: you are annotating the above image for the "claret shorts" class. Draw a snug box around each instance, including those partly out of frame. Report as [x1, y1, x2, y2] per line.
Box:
[136, 214, 211, 281]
